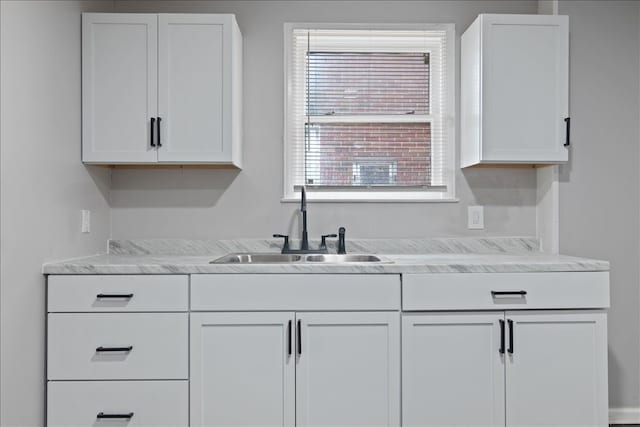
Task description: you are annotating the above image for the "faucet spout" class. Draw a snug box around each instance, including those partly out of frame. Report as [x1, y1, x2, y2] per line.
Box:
[301, 186, 309, 250]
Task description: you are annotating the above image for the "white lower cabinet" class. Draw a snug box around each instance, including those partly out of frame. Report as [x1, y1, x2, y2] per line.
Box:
[296, 312, 400, 427]
[47, 380, 188, 427]
[402, 310, 608, 427]
[190, 312, 296, 427]
[402, 312, 506, 427]
[190, 311, 400, 427]
[46, 272, 608, 427]
[505, 311, 608, 427]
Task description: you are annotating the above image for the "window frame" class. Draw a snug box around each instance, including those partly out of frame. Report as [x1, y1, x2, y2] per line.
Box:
[283, 22, 456, 202]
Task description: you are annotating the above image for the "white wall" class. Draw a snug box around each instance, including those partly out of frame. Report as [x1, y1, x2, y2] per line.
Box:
[0, 1, 113, 426]
[109, 0, 539, 240]
[558, 0, 640, 413]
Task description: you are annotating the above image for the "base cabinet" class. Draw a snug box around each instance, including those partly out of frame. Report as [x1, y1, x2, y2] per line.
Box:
[402, 310, 608, 427]
[47, 381, 188, 427]
[505, 311, 608, 427]
[402, 312, 505, 427]
[190, 311, 400, 427]
[190, 312, 295, 427]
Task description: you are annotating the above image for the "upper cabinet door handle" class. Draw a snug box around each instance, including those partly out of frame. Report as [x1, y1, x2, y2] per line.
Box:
[150, 117, 156, 147]
[564, 117, 570, 147]
[156, 117, 162, 147]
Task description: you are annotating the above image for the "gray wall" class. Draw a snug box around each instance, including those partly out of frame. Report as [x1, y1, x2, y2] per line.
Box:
[0, 1, 113, 426]
[110, 0, 539, 240]
[558, 0, 640, 411]
[1, 1, 639, 425]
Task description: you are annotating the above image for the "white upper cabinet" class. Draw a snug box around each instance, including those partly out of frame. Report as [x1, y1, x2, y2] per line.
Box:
[82, 13, 242, 167]
[461, 14, 569, 167]
[82, 14, 158, 163]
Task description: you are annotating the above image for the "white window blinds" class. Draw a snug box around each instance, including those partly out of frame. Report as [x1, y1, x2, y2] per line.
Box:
[285, 26, 454, 200]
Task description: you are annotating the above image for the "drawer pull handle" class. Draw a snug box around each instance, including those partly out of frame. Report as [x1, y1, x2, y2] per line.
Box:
[491, 291, 527, 297]
[96, 293, 134, 299]
[96, 346, 133, 353]
[97, 412, 134, 420]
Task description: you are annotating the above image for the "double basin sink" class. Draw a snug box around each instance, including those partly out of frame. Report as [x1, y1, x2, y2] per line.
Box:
[212, 253, 386, 264]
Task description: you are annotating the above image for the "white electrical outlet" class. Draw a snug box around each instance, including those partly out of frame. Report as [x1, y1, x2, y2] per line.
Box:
[468, 206, 484, 230]
[81, 210, 91, 233]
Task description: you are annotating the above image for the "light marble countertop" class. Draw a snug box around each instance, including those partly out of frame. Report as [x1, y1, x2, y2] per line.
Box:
[42, 252, 610, 275]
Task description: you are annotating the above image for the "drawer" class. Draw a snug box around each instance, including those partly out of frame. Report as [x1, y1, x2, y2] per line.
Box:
[191, 274, 400, 311]
[402, 272, 610, 311]
[47, 380, 188, 427]
[47, 313, 188, 380]
[47, 275, 188, 312]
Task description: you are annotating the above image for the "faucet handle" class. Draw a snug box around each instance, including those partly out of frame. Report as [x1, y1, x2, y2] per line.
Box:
[320, 234, 338, 250]
[337, 227, 346, 254]
[273, 234, 290, 253]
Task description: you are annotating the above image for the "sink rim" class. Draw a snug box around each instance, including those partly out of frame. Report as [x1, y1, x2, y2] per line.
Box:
[210, 252, 391, 264]
[211, 253, 304, 264]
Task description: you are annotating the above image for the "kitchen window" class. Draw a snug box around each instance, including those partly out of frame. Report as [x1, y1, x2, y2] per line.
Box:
[284, 24, 455, 201]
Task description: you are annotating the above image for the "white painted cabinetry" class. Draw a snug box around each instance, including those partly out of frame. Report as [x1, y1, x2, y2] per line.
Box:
[82, 13, 242, 166]
[46, 271, 608, 427]
[402, 312, 506, 427]
[295, 312, 400, 427]
[190, 312, 296, 427]
[461, 14, 569, 167]
[46, 275, 189, 427]
[190, 274, 401, 427]
[505, 311, 608, 427]
[402, 273, 609, 427]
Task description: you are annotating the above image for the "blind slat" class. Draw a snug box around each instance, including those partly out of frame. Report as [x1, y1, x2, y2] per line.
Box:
[287, 28, 450, 192]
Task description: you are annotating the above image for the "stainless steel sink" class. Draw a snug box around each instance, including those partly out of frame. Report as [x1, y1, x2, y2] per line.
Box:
[211, 253, 387, 264]
[305, 254, 384, 263]
[211, 253, 303, 264]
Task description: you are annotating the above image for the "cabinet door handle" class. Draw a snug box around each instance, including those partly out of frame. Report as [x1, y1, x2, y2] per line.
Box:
[157, 117, 162, 147]
[97, 412, 134, 420]
[491, 290, 527, 297]
[297, 320, 302, 356]
[507, 319, 514, 354]
[499, 319, 505, 354]
[96, 293, 133, 299]
[96, 346, 133, 353]
[287, 320, 292, 356]
[564, 117, 570, 147]
[150, 117, 156, 147]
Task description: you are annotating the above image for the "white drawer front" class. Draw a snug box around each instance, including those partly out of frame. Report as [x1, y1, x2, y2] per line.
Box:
[402, 272, 610, 311]
[191, 274, 400, 311]
[47, 313, 188, 380]
[48, 275, 188, 312]
[47, 380, 188, 427]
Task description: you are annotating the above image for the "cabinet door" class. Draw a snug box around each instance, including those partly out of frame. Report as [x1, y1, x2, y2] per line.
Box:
[190, 312, 295, 427]
[82, 13, 157, 163]
[505, 311, 608, 427]
[158, 14, 231, 163]
[402, 312, 506, 427]
[296, 312, 400, 427]
[482, 15, 569, 163]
